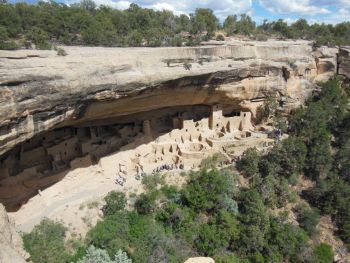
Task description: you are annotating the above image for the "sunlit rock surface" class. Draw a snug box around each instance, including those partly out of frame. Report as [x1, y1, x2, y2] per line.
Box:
[0, 40, 337, 156]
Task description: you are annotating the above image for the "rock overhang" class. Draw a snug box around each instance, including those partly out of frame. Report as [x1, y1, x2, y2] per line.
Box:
[0, 40, 342, 157]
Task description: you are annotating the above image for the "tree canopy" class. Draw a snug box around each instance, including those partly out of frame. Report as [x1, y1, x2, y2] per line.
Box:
[0, 1, 350, 49]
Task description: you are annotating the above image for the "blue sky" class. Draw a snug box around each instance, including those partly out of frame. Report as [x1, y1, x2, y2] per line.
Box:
[8, 0, 350, 24]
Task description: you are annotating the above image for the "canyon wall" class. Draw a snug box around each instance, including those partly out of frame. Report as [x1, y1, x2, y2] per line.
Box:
[339, 46, 350, 79]
[0, 40, 343, 210]
[0, 40, 339, 156]
[0, 204, 30, 263]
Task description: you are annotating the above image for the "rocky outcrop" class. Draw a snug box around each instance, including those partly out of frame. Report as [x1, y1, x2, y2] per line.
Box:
[0, 40, 337, 157]
[338, 46, 350, 79]
[0, 204, 30, 263]
[184, 257, 215, 263]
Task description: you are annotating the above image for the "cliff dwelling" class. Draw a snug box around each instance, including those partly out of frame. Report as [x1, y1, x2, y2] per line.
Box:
[0, 103, 274, 211]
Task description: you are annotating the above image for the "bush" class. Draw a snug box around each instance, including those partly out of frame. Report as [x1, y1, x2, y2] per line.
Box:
[77, 245, 132, 263]
[296, 205, 320, 236]
[182, 168, 236, 212]
[195, 224, 229, 256]
[26, 27, 51, 50]
[102, 191, 127, 216]
[114, 249, 132, 263]
[313, 243, 334, 263]
[142, 173, 165, 191]
[216, 34, 225, 41]
[134, 191, 158, 214]
[57, 47, 67, 56]
[259, 136, 307, 182]
[77, 245, 113, 263]
[22, 219, 71, 263]
[184, 62, 192, 70]
[86, 213, 130, 255]
[236, 148, 261, 178]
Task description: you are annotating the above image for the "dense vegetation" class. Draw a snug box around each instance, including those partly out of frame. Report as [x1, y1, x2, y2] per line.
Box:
[1, 0, 350, 50]
[23, 77, 350, 262]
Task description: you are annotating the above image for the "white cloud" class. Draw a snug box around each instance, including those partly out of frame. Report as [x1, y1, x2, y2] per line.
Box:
[283, 18, 297, 24]
[147, 2, 185, 16]
[114, 0, 132, 9]
[259, 0, 330, 15]
[339, 0, 350, 7]
[321, 7, 350, 24]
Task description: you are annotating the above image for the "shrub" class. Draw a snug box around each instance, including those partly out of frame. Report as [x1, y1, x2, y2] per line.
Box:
[216, 34, 225, 41]
[142, 173, 165, 191]
[77, 245, 112, 263]
[182, 168, 236, 211]
[184, 62, 192, 70]
[57, 47, 67, 56]
[260, 136, 307, 181]
[313, 243, 334, 263]
[134, 191, 158, 214]
[86, 213, 130, 255]
[26, 27, 51, 50]
[102, 191, 127, 216]
[195, 224, 229, 256]
[255, 34, 268, 41]
[296, 205, 320, 236]
[236, 148, 261, 178]
[171, 36, 183, 47]
[114, 249, 132, 263]
[77, 246, 132, 263]
[22, 219, 71, 263]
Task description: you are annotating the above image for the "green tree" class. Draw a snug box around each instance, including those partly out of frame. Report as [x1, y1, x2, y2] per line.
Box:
[0, 4, 21, 36]
[102, 191, 127, 216]
[182, 168, 236, 212]
[239, 189, 270, 253]
[190, 8, 219, 36]
[23, 219, 71, 263]
[335, 139, 350, 183]
[296, 205, 320, 236]
[223, 15, 237, 36]
[26, 27, 50, 49]
[235, 14, 256, 35]
[79, 0, 96, 13]
[237, 148, 261, 178]
[195, 224, 229, 256]
[134, 191, 158, 214]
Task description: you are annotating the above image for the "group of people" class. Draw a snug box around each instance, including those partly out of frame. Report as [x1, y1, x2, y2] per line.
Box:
[115, 174, 126, 186]
[152, 163, 185, 174]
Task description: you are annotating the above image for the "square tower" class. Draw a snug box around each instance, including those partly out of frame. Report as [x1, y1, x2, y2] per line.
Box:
[209, 104, 223, 130]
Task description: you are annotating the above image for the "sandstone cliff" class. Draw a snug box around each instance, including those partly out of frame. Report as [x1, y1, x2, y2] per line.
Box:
[0, 204, 30, 263]
[339, 46, 350, 79]
[0, 40, 338, 157]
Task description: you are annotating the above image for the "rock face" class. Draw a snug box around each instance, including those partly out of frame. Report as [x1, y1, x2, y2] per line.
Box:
[0, 204, 30, 263]
[339, 47, 350, 79]
[0, 40, 339, 210]
[0, 41, 337, 156]
[184, 257, 215, 263]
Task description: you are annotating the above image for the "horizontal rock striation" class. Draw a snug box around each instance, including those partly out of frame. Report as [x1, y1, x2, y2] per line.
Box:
[0, 40, 338, 157]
